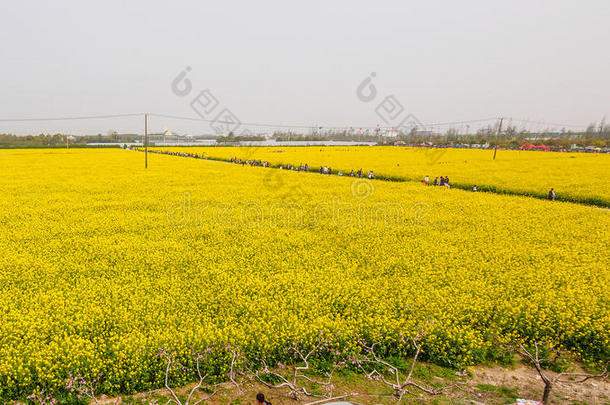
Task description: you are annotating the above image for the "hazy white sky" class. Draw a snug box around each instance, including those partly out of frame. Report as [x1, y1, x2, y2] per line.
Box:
[1, 0, 609, 135]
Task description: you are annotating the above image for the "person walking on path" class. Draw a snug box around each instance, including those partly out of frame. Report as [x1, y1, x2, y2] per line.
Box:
[256, 393, 272, 405]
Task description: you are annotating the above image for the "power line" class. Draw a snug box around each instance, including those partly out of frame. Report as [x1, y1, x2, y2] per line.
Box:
[426, 117, 499, 127]
[0, 112, 590, 132]
[148, 113, 501, 130]
[508, 117, 586, 130]
[148, 113, 316, 129]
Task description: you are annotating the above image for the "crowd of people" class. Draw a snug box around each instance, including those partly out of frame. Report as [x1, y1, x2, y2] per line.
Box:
[130, 147, 205, 160]
[230, 157, 271, 167]
[422, 174, 557, 198]
[229, 157, 376, 179]
[317, 166, 374, 179]
[129, 147, 559, 201]
[423, 175, 451, 188]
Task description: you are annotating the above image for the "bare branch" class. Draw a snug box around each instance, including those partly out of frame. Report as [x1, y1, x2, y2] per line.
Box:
[250, 342, 338, 400]
[405, 337, 422, 382]
[228, 348, 243, 393]
[159, 348, 223, 405]
[556, 363, 609, 384]
[304, 393, 359, 405]
[354, 338, 468, 401]
[512, 341, 609, 405]
[185, 356, 207, 405]
[161, 351, 183, 405]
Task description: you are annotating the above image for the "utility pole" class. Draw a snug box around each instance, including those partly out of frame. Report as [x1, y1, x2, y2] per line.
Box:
[493, 117, 503, 160]
[144, 113, 148, 168]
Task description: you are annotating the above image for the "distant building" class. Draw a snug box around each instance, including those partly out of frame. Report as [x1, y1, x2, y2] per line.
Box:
[383, 130, 400, 138]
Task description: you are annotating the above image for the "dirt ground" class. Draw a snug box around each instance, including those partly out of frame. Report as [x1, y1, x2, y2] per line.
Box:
[96, 362, 610, 405]
[469, 363, 610, 404]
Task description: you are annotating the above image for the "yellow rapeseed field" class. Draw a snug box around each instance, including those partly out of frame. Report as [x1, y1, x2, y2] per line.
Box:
[155, 146, 610, 206]
[0, 148, 608, 400]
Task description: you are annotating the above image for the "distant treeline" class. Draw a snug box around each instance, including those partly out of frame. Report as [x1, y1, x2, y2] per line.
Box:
[0, 133, 139, 147]
[2, 122, 610, 149]
[397, 134, 609, 149]
[0, 144, 121, 149]
[270, 124, 610, 148]
[216, 135, 266, 142]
